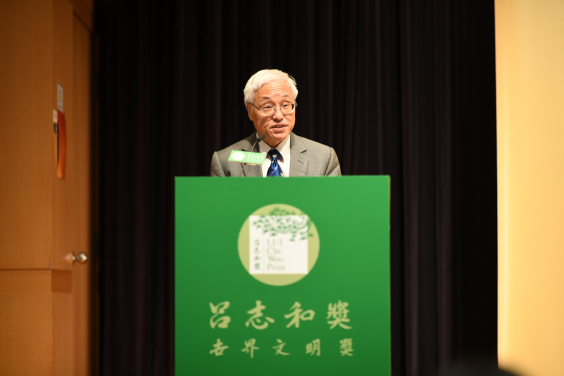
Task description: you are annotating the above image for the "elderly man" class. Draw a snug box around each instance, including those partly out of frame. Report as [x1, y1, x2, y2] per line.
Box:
[210, 69, 341, 177]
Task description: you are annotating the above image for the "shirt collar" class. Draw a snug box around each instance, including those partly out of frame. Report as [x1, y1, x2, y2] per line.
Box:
[257, 134, 290, 161]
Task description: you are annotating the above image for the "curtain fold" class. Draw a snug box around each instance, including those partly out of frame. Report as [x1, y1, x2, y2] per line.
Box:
[97, 1, 497, 375]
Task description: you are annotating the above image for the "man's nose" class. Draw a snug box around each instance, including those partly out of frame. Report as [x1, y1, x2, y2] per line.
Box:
[272, 107, 284, 120]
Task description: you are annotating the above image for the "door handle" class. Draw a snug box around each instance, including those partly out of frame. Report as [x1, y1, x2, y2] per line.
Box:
[72, 252, 88, 265]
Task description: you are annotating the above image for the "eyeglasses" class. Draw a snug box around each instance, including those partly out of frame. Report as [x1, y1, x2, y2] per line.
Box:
[249, 102, 297, 116]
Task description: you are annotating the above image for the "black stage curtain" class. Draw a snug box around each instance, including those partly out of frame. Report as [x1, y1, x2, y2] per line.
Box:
[96, 1, 497, 375]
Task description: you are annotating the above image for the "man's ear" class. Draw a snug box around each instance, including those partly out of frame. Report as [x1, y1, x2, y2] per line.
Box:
[246, 103, 253, 120]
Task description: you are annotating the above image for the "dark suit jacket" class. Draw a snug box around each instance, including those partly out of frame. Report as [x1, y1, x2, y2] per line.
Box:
[210, 132, 341, 177]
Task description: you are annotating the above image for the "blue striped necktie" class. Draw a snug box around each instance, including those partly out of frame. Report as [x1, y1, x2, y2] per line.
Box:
[267, 149, 283, 177]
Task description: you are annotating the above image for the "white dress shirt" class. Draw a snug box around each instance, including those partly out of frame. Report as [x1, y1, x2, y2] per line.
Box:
[258, 135, 291, 177]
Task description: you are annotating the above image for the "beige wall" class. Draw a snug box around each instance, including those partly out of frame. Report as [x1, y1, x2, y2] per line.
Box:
[496, 1, 564, 375]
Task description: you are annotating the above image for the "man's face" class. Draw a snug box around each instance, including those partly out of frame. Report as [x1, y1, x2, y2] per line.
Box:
[247, 80, 296, 148]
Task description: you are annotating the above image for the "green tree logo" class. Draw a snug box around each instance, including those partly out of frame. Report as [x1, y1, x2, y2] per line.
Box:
[251, 207, 312, 241]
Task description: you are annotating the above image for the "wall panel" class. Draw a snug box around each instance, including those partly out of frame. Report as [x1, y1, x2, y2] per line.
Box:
[496, 1, 564, 375]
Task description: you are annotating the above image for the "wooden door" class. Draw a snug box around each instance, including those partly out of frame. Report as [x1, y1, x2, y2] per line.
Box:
[71, 7, 97, 375]
[0, 0, 96, 375]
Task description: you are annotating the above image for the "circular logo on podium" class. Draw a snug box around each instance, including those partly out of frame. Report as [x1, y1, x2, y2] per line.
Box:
[238, 204, 320, 286]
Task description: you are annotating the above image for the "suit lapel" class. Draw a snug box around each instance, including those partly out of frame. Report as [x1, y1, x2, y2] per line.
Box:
[237, 132, 309, 177]
[243, 164, 262, 177]
[241, 133, 263, 177]
[289, 133, 308, 176]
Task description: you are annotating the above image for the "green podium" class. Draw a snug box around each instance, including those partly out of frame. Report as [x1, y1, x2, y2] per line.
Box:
[175, 176, 390, 375]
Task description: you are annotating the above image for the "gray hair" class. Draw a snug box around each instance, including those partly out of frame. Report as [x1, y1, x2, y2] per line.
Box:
[243, 69, 298, 105]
